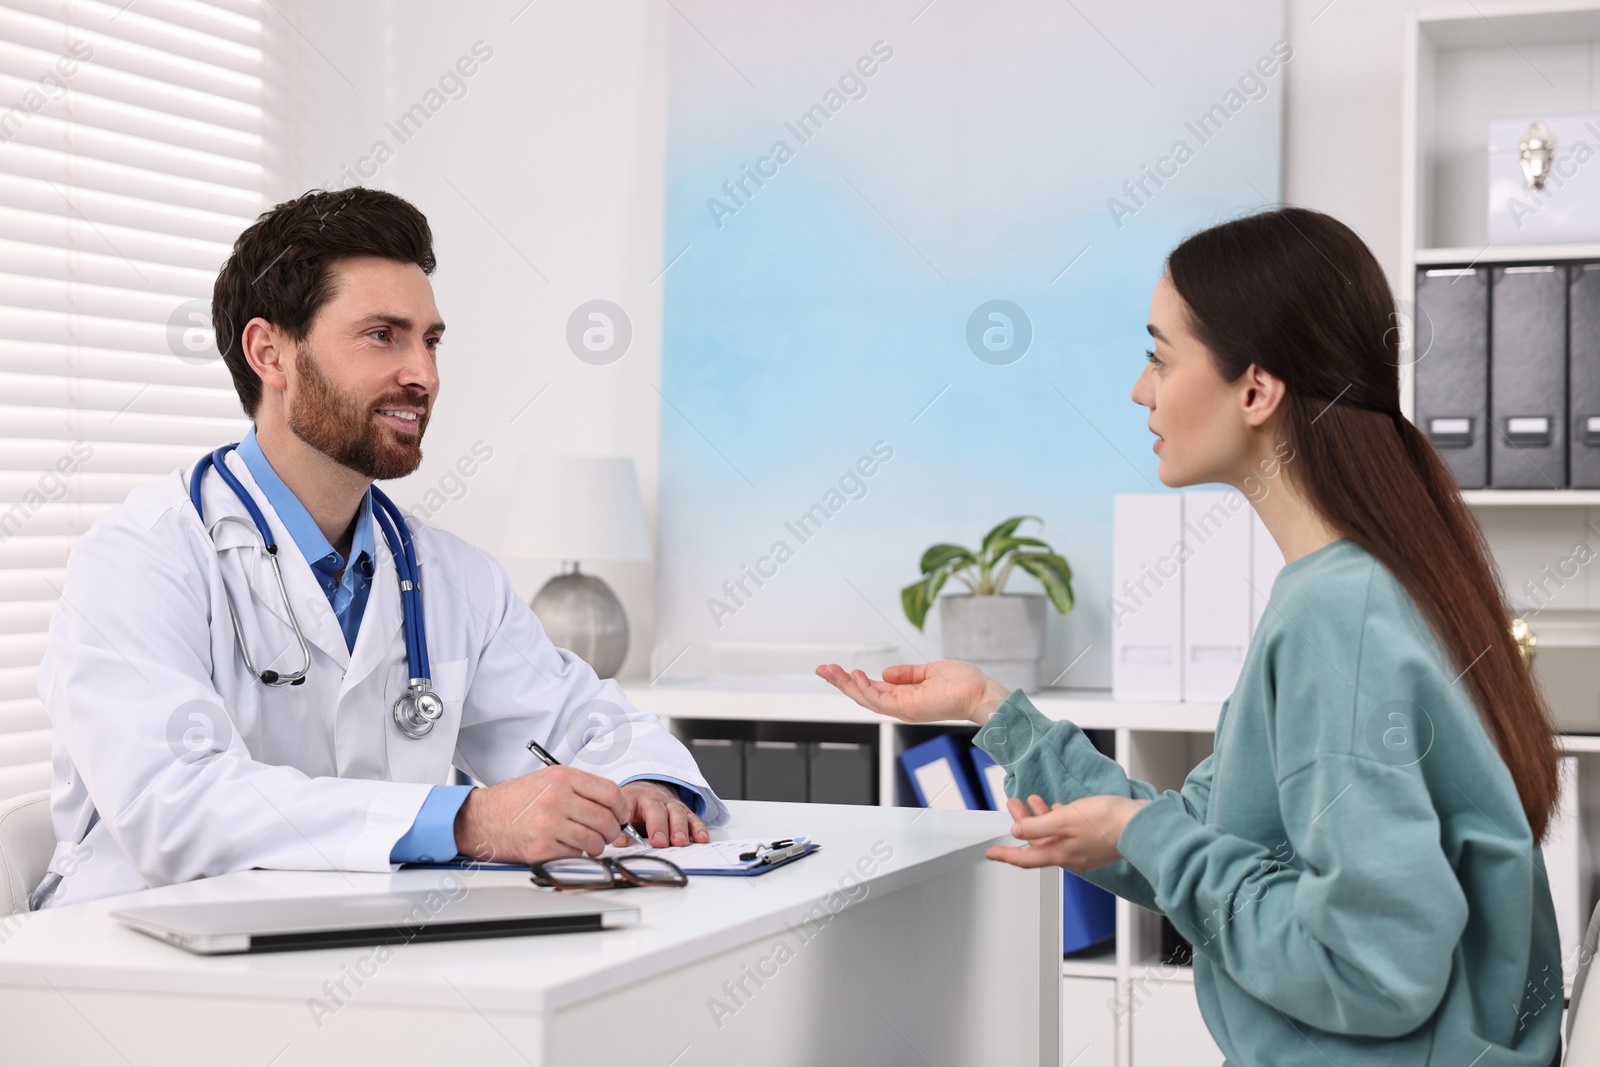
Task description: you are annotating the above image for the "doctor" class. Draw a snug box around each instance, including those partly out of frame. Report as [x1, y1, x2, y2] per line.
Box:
[32, 187, 727, 910]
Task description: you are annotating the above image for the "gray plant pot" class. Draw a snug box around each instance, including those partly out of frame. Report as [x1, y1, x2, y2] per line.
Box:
[939, 593, 1047, 693]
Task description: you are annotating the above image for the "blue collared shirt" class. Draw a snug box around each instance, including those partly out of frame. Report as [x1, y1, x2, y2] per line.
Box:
[234, 426, 702, 865]
[236, 426, 375, 655]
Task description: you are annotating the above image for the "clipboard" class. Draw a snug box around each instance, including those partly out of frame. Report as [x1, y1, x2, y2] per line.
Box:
[609, 837, 820, 877]
[401, 837, 821, 877]
[681, 841, 820, 877]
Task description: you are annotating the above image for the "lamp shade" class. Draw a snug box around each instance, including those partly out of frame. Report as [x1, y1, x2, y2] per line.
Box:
[500, 455, 652, 562]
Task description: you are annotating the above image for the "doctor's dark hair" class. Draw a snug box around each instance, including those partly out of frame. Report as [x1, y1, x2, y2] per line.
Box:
[1166, 207, 1560, 842]
[211, 187, 436, 417]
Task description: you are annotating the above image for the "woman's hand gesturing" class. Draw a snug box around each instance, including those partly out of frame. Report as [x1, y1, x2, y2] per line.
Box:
[985, 794, 1152, 872]
[814, 660, 1013, 725]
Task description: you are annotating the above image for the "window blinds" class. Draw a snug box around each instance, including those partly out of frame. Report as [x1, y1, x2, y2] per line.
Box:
[0, 0, 261, 800]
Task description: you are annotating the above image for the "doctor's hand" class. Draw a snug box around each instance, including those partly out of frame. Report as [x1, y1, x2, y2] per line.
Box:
[453, 765, 631, 864]
[619, 780, 709, 849]
[815, 659, 1013, 726]
[985, 794, 1151, 873]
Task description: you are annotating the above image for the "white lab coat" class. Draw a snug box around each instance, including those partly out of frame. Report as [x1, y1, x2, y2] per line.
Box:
[33, 448, 727, 908]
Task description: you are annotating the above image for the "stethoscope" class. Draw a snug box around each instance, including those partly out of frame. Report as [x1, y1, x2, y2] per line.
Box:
[188, 443, 445, 739]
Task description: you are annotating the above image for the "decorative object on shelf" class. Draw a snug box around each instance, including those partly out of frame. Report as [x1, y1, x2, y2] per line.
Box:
[901, 516, 1074, 693]
[1518, 614, 1600, 735]
[1488, 113, 1600, 245]
[1512, 617, 1537, 664]
[1519, 120, 1555, 190]
[500, 455, 652, 679]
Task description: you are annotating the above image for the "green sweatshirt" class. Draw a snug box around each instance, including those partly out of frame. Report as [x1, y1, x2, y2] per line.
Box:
[976, 539, 1563, 1066]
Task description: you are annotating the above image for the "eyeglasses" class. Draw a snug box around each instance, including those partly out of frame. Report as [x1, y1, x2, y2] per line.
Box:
[529, 854, 688, 891]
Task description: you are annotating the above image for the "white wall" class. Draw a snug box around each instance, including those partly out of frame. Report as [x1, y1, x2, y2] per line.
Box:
[273, 0, 1573, 685]
[273, 0, 668, 679]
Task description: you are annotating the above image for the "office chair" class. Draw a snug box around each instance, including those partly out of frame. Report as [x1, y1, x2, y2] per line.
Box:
[1567, 896, 1600, 1062]
[0, 790, 52, 915]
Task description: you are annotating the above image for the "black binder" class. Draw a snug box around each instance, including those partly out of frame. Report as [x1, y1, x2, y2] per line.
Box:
[806, 741, 876, 805]
[743, 740, 807, 802]
[1571, 264, 1600, 488]
[689, 737, 744, 800]
[1414, 267, 1489, 488]
[1490, 264, 1567, 488]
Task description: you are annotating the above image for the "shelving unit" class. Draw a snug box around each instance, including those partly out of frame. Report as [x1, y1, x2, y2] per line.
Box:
[1415, 243, 1600, 266]
[1401, 17, 1600, 1064]
[1061, 947, 1119, 981]
[1399, 2, 1600, 433]
[1463, 489, 1600, 506]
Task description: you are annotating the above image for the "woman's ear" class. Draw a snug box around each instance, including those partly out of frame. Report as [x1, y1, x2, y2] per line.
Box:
[1240, 364, 1287, 428]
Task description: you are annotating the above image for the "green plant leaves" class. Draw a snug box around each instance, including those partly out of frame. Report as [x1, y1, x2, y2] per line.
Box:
[1012, 552, 1075, 614]
[980, 515, 1038, 559]
[983, 535, 1049, 565]
[901, 566, 954, 632]
[902, 516, 1075, 629]
[919, 543, 978, 575]
[905, 543, 980, 629]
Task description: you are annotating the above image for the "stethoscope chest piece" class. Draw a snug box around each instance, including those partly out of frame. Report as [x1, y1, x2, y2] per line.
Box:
[393, 681, 444, 738]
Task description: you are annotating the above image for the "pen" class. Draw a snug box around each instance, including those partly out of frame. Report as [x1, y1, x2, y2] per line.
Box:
[739, 839, 807, 865]
[525, 739, 651, 847]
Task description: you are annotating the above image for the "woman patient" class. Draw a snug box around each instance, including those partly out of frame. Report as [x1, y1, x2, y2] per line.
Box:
[820, 207, 1565, 1066]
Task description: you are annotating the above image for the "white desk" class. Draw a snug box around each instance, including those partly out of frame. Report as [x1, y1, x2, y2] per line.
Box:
[0, 801, 1059, 1066]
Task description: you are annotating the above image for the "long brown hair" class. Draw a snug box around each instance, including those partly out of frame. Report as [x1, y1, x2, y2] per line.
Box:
[1167, 207, 1561, 842]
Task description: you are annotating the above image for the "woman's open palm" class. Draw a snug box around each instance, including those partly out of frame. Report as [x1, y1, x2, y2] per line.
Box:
[814, 660, 1008, 724]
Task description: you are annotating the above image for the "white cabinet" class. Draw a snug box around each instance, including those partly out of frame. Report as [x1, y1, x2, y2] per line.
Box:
[1062, 970, 1223, 1067]
[1061, 976, 1118, 1067]
[1127, 978, 1223, 1067]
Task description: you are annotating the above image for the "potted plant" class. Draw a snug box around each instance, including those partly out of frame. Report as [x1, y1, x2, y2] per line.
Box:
[901, 516, 1074, 693]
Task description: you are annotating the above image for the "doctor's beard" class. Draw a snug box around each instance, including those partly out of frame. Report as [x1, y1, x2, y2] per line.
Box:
[287, 343, 428, 481]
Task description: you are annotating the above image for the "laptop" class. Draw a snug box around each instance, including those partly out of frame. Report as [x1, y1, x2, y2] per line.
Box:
[112, 885, 640, 955]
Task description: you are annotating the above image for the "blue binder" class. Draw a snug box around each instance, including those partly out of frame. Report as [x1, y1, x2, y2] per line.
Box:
[1063, 872, 1116, 955]
[966, 749, 1116, 953]
[898, 733, 982, 809]
[969, 745, 1010, 811]
[905, 740, 1113, 953]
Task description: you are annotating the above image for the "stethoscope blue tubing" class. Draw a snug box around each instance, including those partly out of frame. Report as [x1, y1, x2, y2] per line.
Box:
[187, 442, 430, 682]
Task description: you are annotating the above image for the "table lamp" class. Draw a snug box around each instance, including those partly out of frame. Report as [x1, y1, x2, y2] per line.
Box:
[500, 455, 652, 679]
